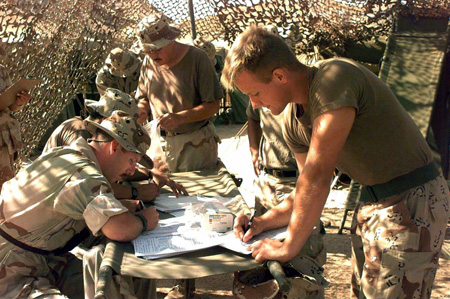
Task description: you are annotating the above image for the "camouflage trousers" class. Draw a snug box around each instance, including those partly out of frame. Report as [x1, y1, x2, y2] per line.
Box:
[163, 122, 220, 172]
[83, 245, 156, 299]
[233, 173, 327, 299]
[0, 250, 84, 299]
[350, 175, 450, 299]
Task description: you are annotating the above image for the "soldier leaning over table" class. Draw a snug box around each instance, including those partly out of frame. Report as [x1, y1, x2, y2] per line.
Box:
[0, 111, 159, 298]
[223, 25, 450, 299]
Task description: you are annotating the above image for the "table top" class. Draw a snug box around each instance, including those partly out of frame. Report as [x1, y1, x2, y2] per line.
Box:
[102, 162, 259, 279]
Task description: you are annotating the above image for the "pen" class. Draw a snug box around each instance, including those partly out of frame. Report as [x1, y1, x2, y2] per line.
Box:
[244, 209, 256, 234]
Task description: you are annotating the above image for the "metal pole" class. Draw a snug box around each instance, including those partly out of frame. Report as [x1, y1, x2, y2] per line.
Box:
[188, 0, 197, 40]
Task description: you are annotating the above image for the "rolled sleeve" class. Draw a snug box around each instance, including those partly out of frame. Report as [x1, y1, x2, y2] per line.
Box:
[83, 193, 128, 236]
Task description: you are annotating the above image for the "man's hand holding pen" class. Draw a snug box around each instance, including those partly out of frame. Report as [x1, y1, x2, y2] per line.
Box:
[233, 210, 260, 243]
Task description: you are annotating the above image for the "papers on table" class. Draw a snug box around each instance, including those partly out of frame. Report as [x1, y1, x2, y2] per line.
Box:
[219, 227, 288, 254]
[154, 194, 230, 214]
[132, 216, 225, 259]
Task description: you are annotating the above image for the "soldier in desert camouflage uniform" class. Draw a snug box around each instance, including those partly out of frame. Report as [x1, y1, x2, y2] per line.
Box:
[96, 47, 142, 97]
[0, 40, 32, 190]
[0, 111, 158, 298]
[222, 26, 450, 299]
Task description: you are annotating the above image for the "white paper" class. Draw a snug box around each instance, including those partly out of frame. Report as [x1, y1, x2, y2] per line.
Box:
[154, 194, 227, 212]
[219, 226, 288, 254]
[132, 216, 228, 259]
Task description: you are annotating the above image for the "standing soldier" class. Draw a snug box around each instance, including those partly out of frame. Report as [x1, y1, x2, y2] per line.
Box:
[96, 47, 142, 97]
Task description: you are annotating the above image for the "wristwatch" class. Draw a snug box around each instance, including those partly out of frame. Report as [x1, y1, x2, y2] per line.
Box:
[131, 186, 138, 200]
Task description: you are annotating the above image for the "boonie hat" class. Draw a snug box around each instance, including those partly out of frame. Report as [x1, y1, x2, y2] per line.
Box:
[105, 48, 141, 77]
[265, 24, 280, 36]
[85, 110, 153, 169]
[85, 88, 140, 119]
[136, 15, 180, 52]
[194, 38, 216, 64]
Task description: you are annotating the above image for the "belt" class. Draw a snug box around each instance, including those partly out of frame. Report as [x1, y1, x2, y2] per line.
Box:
[263, 167, 298, 178]
[0, 226, 90, 256]
[360, 162, 440, 203]
[161, 121, 209, 137]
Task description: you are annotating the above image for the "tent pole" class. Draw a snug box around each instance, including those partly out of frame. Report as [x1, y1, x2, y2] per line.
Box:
[188, 0, 197, 40]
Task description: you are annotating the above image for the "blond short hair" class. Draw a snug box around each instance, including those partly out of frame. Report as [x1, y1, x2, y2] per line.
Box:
[221, 25, 301, 91]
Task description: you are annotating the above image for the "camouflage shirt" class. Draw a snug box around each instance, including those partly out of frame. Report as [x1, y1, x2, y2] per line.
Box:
[0, 137, 128, 297]
[95, 65, 141, 97]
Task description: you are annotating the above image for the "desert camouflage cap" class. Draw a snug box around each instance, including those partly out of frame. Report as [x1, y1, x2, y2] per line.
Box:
[85, 88, 140, 119]
[136, 15, 180, 52]
[85, 110, 153, 169]
[194, 38, 216, 61]
[105, 48, 141, 77]
[265, 24, 280, 36]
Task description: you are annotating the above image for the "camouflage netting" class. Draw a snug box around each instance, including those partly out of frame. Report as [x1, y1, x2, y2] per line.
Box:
[0, 0, 449, 161]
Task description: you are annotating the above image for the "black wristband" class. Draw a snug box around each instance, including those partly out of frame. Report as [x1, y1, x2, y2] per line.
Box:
[148, 170, 153, 180]
[135, 213, 148, 233]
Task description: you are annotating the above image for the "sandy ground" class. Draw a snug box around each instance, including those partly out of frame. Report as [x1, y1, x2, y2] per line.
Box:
[155, 123, 450, 299]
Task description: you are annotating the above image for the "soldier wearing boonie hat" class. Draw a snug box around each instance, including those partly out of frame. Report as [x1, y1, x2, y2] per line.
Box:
[135, 13, 223, 178]
[84, 110, 153, 169]
[135, 15, 181, 53]
[43, 88, 140, 152]
[96, 48, 142, 97]
[0, 108, 159, 299]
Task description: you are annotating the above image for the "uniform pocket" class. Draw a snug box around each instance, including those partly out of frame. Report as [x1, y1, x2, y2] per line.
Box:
[369, 249, 437, 299]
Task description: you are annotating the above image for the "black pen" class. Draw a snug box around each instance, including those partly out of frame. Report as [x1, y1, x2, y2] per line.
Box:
[244, 210, 256, 235]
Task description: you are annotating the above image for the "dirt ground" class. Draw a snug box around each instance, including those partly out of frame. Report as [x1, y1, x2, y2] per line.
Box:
[155, 124, 450, 299]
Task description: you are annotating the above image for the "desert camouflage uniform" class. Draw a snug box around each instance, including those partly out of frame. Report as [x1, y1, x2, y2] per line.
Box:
[95, 48, 142, 97]
[0, 64, 21, 190]
[350, 176, 450, 299]
[96, 65, 141, 97]
[0, 137, 130, 298]
[234, 105, 327, 299]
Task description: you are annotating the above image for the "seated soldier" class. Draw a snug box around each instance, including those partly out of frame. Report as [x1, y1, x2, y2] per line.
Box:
[0, 111, 158, 298]
[96, 47, 142, 97]
[43, 88, 187, 201]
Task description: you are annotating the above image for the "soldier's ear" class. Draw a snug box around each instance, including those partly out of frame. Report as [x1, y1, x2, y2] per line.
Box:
[111, 139, 120, 153]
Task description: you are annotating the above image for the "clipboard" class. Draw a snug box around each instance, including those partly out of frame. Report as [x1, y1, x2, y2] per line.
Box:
[0, 78, 41, 110]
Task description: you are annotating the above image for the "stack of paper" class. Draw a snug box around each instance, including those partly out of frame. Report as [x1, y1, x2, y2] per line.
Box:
[219, 227, 288, 254]
[132, 216, 226, 259]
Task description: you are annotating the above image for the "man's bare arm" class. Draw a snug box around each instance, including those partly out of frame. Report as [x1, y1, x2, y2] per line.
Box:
[251, 106, 356, 262]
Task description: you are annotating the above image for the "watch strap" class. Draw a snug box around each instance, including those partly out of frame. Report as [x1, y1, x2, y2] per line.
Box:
[131, 186, 138, 199]
[135, 213, 148, 233]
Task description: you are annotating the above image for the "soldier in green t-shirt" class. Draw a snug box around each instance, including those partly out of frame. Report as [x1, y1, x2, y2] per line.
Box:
[221, 25, 449, 299]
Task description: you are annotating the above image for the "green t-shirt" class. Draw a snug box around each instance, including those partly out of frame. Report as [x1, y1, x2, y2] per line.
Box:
[247, 103, 297, 170]
[283, 58, 432, 186]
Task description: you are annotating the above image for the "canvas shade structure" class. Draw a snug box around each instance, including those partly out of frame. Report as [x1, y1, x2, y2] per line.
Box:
[1, 1, 449, 162]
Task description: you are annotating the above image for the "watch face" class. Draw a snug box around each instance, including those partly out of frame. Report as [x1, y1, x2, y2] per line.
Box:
[132, 187, 138, 199]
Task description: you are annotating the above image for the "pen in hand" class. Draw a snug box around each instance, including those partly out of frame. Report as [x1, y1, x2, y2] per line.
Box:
[242, 210, 256, 241]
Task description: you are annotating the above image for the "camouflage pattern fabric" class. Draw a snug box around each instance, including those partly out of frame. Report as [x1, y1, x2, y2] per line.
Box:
[350, 175, 450, 299]
[0, 138, 129, 298]
[85, 110, 153, 169]
[42, 116, 91, 153]
[0, 64, 21, 190]
[163, 122, 219, 172]
[85, 88, 141, 119]
[96, 65, 141, 97]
